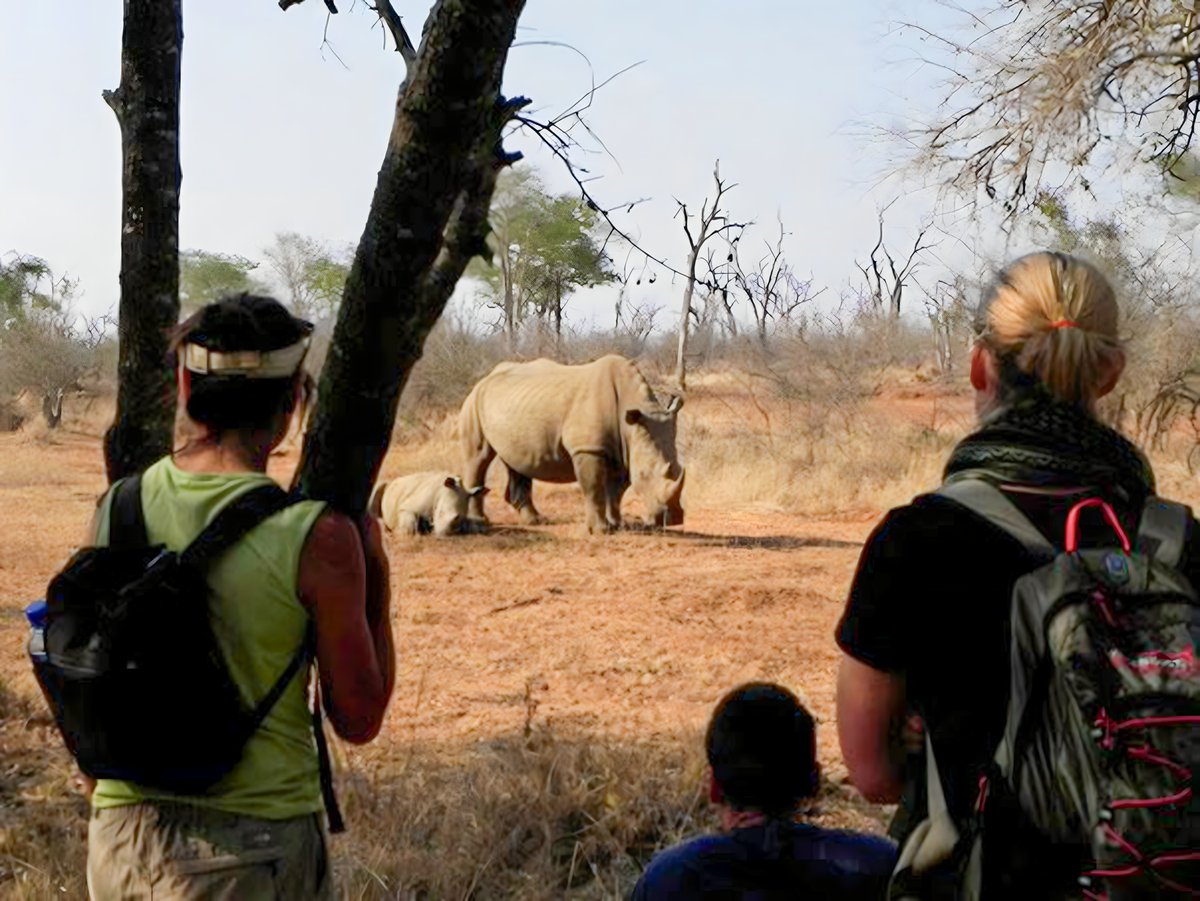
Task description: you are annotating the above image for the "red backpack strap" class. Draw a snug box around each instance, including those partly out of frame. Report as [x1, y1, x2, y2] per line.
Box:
[1064, 498, 1131, 554]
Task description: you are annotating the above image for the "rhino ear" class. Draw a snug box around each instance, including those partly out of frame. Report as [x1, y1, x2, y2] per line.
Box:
[444, 476, 460, 490]
[665, 394, 684, 415]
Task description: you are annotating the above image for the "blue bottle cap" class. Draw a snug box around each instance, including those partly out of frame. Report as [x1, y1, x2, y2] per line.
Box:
[24, 598, 48, 627]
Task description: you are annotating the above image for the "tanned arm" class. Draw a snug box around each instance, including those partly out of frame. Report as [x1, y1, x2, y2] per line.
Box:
[298, 511, 395, 743]
[360, 515, 395, 712]
[836, 653, 910, 803]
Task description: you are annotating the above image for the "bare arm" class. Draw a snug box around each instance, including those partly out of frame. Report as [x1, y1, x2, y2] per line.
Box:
[836, 653, 909, 803]
[298, 511, 394, 743]
[360, 515, 395, 711]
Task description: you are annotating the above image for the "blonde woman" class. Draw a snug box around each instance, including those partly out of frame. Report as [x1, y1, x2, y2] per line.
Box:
[835, 252, 1199, 896]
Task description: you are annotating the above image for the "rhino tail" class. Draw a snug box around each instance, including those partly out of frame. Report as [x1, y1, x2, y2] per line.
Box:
[368, 481, 387, 519]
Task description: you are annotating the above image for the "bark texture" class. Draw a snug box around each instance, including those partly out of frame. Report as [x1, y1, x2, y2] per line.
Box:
[295, 0, 527, 514]
[102, 0, 183, 482]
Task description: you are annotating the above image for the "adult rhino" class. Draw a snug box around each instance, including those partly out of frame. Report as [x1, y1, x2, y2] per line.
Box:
[459, 354, 685, 534]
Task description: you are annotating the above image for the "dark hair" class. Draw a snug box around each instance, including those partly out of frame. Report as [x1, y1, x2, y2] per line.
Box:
[705, 682, 818, 816]
[171, 293, 313, 433]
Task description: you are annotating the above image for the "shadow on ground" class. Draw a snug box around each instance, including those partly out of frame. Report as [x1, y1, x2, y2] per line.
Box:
[640, 529, 861, 550]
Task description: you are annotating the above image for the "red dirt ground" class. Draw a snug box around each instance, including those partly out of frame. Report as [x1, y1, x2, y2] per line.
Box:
[0, 424, 878, 790]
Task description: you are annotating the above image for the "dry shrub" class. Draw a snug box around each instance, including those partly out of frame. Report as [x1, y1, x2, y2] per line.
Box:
[399, 317, 510, 417]
[0, 705, 88, 899]
[677, 310, 962, 515]
[330, 723, 887, 899]
[680, 373, 967, 516]
[0, 698, 885, 901]
[1107, 305, 1200, 456]
[333, 725, 704, 899]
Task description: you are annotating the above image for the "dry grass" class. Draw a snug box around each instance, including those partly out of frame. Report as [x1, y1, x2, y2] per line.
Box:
[3, 356, 1200, 899]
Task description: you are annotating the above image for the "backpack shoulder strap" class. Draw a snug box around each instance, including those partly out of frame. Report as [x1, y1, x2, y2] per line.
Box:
[1136, 496, 1193, 569]
[936, 477, 1056, 556]
[892, 732, 962, 882]
[180, 483, 295, 571]
[108, 474, 148, 550]
[304, 619, 345, 834]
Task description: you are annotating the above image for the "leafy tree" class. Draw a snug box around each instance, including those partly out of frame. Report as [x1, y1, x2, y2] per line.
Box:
[470, 168, 543, 342]
[471, 168, 613, 346]
[911, 1, 1200, 211]
[0, 253, 75, 324]
[263, 232, 351, 322]
[526, 195, 613, 341]
[179, 250, 263, 311]
[0, 253, 111, 429]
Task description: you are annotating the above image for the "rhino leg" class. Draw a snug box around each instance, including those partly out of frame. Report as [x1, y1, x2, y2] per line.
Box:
[573, 453, 616, 535]
[392, 511, 421, 536]
[462, 444, 495, 525]
[504, 465, 546, 525]
[605, 468, 628, 530]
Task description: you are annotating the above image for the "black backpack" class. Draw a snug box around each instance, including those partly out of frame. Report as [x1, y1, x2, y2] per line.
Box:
[892, 477, 1200, 899]
[33, 474, 344, 829]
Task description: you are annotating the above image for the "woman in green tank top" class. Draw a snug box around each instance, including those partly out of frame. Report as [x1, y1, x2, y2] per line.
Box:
[84, 295, 395, 901]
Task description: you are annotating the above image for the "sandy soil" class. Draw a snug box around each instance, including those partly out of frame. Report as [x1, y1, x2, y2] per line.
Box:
[0, 423, 879, 788]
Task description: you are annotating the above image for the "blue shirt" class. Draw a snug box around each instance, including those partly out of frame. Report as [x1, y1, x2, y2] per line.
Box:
[630, 820, 896, 900]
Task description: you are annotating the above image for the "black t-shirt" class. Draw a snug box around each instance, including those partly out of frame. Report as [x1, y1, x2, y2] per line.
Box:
[836, 486, 1200, 831]
[629, 820, 897, 900]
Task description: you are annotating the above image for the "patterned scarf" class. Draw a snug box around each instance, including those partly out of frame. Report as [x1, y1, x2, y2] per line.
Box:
[943, 392, 1156, 507]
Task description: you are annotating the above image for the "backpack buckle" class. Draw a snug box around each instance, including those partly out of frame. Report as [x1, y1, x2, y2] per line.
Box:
[975, 773, 990, 814]
[1103, 552, 1130, 585]
[1092, 708, 1116, 752]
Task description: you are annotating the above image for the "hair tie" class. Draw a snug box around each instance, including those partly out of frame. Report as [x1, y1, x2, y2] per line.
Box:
[1047, 319, 1080, 330]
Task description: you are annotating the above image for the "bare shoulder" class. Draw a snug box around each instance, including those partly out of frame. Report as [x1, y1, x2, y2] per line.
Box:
[300, 511, 364, 585]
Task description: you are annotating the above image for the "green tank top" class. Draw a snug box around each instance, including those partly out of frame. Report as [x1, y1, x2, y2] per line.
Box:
[90, 457, 327, 820]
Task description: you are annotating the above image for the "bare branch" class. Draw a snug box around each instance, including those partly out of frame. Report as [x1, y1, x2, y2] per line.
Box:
[907, 1, 1200, 210]
[854, 205, 935, 316]
[371, 0, 418, 69]
[279, 0, 339, 12]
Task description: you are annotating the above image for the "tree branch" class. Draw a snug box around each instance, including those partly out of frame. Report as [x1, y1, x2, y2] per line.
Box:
[422, 96, 531, 301]
[295, 0, 527, 514]
[279, 0, 339, 12]
[372, 0, 418, 69]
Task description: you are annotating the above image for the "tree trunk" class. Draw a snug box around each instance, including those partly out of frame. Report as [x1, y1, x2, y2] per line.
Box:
[295, 0, 527, 515]
[501, 247, 515, 353]
[553, 283, 562, 353]
[102, 0, 183, 483]
[673, 246, 699, 391]
[42, 388, 64, 429]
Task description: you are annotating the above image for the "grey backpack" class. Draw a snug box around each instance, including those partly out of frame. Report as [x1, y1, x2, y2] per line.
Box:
[891, 477, 1200, 900]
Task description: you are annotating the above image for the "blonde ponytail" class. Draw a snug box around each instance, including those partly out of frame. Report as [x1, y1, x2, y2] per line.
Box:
[978, 252, 1123, 405]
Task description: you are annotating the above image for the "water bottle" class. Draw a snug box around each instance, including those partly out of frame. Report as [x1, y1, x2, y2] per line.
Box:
[25, 598, 48, 663]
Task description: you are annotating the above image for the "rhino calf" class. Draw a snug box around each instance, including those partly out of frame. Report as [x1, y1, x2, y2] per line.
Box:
[459, 354, 685, 534]
[368, 472, 488, 536]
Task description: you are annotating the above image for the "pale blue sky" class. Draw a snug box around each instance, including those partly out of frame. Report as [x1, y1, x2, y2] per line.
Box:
[1, 1, 964, 328]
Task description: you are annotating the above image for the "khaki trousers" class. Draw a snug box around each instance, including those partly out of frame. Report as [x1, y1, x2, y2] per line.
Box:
[87, 802, 333, 901]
